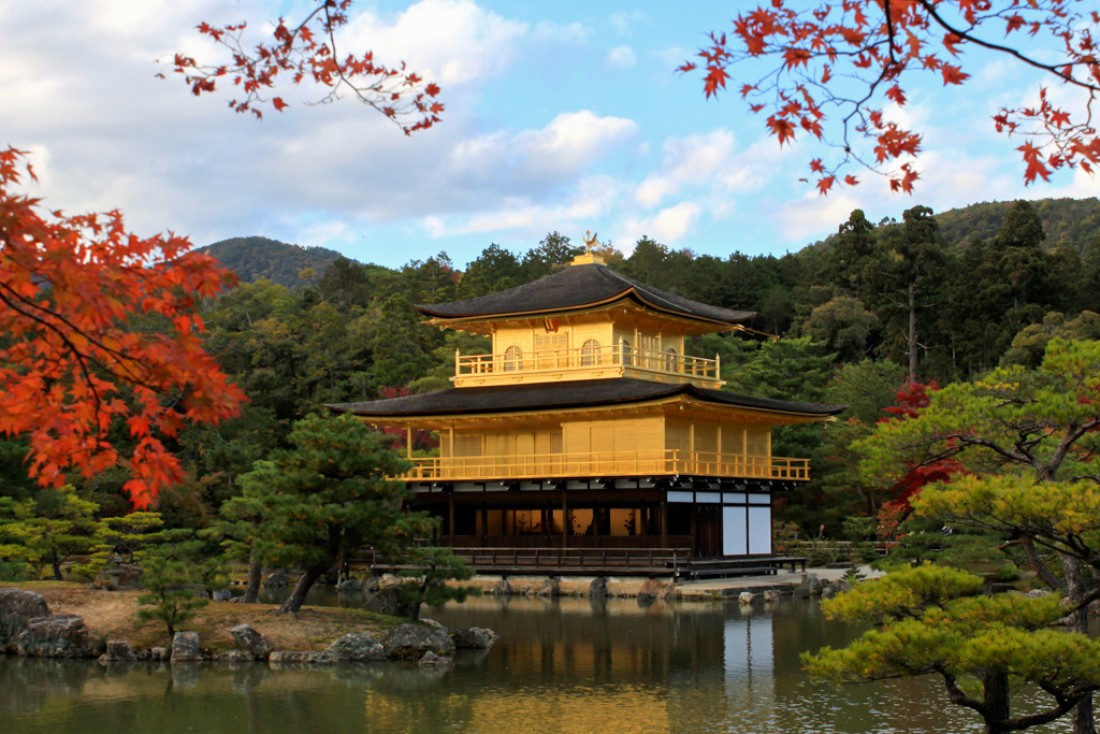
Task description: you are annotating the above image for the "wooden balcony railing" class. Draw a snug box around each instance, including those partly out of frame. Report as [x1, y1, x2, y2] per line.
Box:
[453, 343, 722, 388]
[399, 449, 810, 482]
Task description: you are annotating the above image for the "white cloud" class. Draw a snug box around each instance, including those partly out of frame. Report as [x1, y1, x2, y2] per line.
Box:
[344, 0, 529, 87]
[635, 130, 736, 208]
[449, 110, 638, 183]
[610, 10, 648, 37]
[607, 46, 636, 69]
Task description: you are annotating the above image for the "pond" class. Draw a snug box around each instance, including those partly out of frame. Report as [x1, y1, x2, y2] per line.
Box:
[0, 595, 1073, 734]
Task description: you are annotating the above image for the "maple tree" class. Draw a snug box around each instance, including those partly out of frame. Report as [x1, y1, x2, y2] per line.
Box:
[682, 1, 1100, 194]
[166, 0, 443, 133]
[0, 147, 245, 508]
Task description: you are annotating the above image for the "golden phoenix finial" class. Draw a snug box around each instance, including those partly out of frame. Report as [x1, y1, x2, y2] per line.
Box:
[583, 230, 599, 253]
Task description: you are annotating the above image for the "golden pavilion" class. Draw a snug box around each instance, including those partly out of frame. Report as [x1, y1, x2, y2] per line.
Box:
[329, 240, 842, 575]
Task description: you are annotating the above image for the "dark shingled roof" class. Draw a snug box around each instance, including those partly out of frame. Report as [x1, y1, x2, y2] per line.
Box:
[416, 263, 755, 325]
[326, 378, 845, 419]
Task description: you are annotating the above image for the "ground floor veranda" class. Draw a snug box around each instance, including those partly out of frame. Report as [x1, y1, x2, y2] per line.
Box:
[407, 475, 790, 562]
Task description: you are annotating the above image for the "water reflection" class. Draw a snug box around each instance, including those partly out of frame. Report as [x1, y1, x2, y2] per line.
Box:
[1, 596, 1073, 734]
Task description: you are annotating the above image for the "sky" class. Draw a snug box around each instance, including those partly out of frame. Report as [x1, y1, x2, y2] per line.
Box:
[2, 0, 1097, 271]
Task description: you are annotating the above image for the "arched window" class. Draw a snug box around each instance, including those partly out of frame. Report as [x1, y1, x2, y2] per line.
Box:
[504, 345, 523, 372]
[580, 339, 601, 366]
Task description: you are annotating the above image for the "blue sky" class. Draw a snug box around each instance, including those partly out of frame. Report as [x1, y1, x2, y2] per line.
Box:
[2, 0, 1096, 271]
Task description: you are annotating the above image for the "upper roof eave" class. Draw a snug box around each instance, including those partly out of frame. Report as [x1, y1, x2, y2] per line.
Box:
[326, 378, 846, 422]
[415, 263, 755, 327]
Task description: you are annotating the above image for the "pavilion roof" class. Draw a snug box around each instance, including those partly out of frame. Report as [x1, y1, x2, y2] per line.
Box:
[327, 378, 845, 420]
[416, 263, 755, 327]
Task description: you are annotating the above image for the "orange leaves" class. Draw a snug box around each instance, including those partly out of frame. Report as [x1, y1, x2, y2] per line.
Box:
[1019, 142, 1052, 184]
[686, 0, 1100, 194]
[0, 148, 245, 508]
[167, 1, 443, 134]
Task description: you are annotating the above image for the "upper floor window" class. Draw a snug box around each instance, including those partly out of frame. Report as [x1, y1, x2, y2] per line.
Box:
[504, 345, 523, 371]
[580, 339, 601, 366]
[665, 347, 678, 372]
[620, 338, 632, 366]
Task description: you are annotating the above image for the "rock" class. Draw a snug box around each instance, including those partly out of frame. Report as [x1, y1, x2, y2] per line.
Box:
[326, 632, 386, 662]
[822, 579, 851, 599]
[588, 577, 609, 600]
[211, 588, 234, 602]
[230, 624, 272, 660]
[16, 615, 91, 658]
[420, 617, 446, 631]
[383, 623, 455, 661]
[364, 586, 418, 618]
[268, 650, 328, 665]
[218, 650, 257, 664]
[763, 590, 781, 604]
[92, 563, 143, 590]
[336, 578, 364, 593]
[536, 577, 561, 598]
[490, 578, 512, 596]
[636, 579, 664, 607]
[450, 627, 498, 650]
[793, 574, 824, 598]
[262, 570, 290, 589]
[419, 651, 453, 668]
[98, 639, 137, 663]
[171, 631, 203, 663]
[0, 588, 50, 651]
[738, 591, 757, 606]
[144, 646, 171, 662]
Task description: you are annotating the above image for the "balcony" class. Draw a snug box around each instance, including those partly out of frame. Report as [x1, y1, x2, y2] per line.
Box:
[452, 343, 723, 388]
[399, 449, 810, 483]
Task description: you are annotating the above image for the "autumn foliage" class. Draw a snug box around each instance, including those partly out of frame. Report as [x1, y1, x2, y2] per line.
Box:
[0, 148, 245, 508]
[167, 0, 443, 133]
[682, 1, 1100, 194]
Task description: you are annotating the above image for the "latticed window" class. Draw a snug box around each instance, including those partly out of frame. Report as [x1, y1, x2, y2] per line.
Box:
[535, 333, 568, 368]
[454, 434, 483, 457]
[580, 339, 601, 366]
[503, 345, 523, 371]
[665, 347, 678, 372]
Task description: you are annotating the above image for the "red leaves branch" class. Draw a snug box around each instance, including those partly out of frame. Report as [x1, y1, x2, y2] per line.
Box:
[0, 148, 246, 508]
[164, 0, 443, 134]
[683, 0, 1099, 194]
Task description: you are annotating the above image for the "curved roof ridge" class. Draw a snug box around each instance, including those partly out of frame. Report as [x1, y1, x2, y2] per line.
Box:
[417, 263, 754, 325]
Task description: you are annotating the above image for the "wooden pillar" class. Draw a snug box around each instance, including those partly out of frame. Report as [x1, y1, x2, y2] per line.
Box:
[448, 494, 455, 546]
[562, 493, 569, 548]
[660, 501, 668, 547]
[689, 503, 697, 556]
[480, 506, 487, 545]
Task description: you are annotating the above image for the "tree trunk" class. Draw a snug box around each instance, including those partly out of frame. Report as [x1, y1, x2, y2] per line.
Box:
[907, 282, 918, 383]
[1062, 554, 1097, 734]
[279, 561, 330, 613]
[242, 550, 262, 604]
[984, 670, 1011, 734]
[50, 549, 63, 581]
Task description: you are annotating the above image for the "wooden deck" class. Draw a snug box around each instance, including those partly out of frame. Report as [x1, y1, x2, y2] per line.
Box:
[368, 547, 806, 580]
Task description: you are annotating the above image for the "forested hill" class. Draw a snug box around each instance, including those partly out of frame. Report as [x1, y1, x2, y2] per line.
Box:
[198, 236, 344, 287]
[934, 197, 1100, 253]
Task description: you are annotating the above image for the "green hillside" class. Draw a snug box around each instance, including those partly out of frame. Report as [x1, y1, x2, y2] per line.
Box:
[198, 236, 345, 287]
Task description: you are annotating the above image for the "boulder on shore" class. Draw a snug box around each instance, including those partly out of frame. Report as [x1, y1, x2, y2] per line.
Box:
[171, 631, 203, 663]
[382, 623, 455, 661]
[230, 623, 272, 660]
[325, 632, 387, 662]
[0, 588, 50, 652]
[16, 615, 92, 658]
[450, 627, 498, 650]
